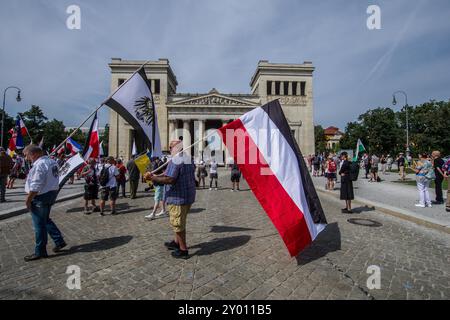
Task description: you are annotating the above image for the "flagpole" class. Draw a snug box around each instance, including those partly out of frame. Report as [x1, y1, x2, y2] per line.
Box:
[149, 130, 217, 175]
[51, 60, 153, 156]
[18, 114, 33, 144]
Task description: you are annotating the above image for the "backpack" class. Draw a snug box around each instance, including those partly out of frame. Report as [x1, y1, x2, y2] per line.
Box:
[99, 165, 110, 187]
[349, 161, 360, 181]
[328, 161, 337, 173]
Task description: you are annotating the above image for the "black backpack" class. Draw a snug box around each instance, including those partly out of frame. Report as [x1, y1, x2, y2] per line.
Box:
[349, 161, 360, 181]
[99, 165, 110, 187]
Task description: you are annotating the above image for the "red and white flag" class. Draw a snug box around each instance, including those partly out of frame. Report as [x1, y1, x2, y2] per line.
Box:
[82, 112, 100, 160]
[18, 115, 29, 136]
[218, 100, 327, 257]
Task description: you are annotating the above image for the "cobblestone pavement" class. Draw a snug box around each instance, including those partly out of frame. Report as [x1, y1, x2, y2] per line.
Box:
[0, 170, 449, 300]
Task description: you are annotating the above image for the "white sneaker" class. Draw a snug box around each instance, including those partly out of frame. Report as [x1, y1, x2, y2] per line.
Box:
[145, 213, 156, 220]
[209, 188, 213, 191]
[415, 204, 426, 208]
[426, 203, 432, 208]
[215, 188, 218, 191]
[156, 211, 167, 217]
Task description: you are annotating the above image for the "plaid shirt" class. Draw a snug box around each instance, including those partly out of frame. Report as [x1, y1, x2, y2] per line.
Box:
[164, 155, 196, 205]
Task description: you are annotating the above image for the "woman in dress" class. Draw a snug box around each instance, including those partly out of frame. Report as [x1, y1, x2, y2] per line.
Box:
[339, 152, 354, 213]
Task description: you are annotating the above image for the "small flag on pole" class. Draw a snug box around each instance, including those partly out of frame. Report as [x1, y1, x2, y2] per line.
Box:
[353, 139, 366, 161]
[134, 152, 152, 175]
[66, 138, 82, 155]
[82, 112, 100, 160]
[14, 117, 25, 149]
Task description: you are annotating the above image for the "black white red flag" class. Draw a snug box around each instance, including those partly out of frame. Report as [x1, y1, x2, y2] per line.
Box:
[218, 100, 327, 257]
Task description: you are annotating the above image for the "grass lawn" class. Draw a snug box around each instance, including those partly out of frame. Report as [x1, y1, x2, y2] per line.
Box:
[392, 178, 448, 190]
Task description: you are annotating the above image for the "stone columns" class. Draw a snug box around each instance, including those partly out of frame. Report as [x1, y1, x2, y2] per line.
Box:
[168, 120, 176, 141]
[198, 120, 205, 152]
[183, 120, 191, 155]
[296, 82, 301, 96]
[151, 80, 156, 94]
[280, 81, 285, 96]
[271, 81, 276, 96]
[222, 120, 230, 165]
[288, 82, 293, 96]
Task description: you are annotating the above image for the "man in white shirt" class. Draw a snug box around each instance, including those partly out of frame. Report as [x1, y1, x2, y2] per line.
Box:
[23, 145, 66, 262]
[99, 156, 120, 215]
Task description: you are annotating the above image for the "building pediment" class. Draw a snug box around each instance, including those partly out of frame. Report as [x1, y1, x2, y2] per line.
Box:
[171, 93, 259, 107]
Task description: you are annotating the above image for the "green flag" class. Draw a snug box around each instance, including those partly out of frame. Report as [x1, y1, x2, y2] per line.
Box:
[353, 139, 366, 161]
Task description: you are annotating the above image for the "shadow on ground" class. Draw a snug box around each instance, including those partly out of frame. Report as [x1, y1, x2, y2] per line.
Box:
[190, 235, 251, 256]
[351, 206, 376, 214]
[296, 222, 341, 266]
[49, 235, 133, 257]
[210, 225, 257, 233]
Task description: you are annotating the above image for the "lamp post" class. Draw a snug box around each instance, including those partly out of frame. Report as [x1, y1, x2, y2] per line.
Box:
[1, 86, 22, 147]
[392, 90, 409, 157]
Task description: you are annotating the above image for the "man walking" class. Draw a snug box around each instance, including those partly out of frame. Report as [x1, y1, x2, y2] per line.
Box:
[126, 156, 140, 199]
[116, 159, 127, 198]
[397, 153, 406, 181]
[145, 140, 196, 259]
[23, 145, 66, 262]
[0, 147, 13, 203]
[99, 156, 120, 215]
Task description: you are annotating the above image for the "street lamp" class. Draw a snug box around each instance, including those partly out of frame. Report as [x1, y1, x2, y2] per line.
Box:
[392, 90, 409, 157]
[1, 86, 22, 147]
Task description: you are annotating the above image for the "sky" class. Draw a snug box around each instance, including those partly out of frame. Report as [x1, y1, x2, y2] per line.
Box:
[1, 0, 449, 131]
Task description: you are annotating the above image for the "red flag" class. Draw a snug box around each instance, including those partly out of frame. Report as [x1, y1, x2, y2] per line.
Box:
[82, 112, 99, 160]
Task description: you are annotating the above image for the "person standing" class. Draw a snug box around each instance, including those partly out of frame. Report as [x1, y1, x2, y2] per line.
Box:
[326, 155, 337, 191]
[363, 153, 371, 179]
[414, 153, 434, 208]
[0, 147, 13, 203]
[126, 156, 140, 199]
[7, 154, 21, 189]
[431, 151, 445, 205]
[196, 160, 208, 189]
[443, 158, 450, 212]
[380, 155, 387, 174]
[370, 154, 379, 182]
[397, 153, 406, 181]
[386, 154, 393, 172]
[116, 159, 127, 198]
[99, 156, 120, 215]
[230, 163, 241, 191]
[339, 152, 354, 213]
[23, 145, 66, 262]
[145, 140, 196, 259]
[81, 159, 100, 215]
[209, 159, 219, 190]
[145, 157, 168, 220]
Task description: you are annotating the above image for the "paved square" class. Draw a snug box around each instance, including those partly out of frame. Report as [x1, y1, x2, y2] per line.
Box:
[0, 170, 449, 300]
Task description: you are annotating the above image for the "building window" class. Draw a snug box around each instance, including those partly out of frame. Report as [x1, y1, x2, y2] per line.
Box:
[267, 81, 272, 95]
[300, 81, 306, 96]
[284, 82, 289, 96]
[118, 79, 125, 86]
[292, 81, 298, 96]
[275, 81, 281, 95]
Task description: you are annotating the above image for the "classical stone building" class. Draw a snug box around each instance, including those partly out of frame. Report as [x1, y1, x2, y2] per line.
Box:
[108, 58, 315, 163]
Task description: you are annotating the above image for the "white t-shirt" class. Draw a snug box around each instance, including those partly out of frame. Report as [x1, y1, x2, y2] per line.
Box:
[103, 164, 119, 188]
[25, 156, 59, 195]
[210, 162, 218, 174]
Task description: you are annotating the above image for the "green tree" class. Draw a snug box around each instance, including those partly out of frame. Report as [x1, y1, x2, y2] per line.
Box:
[339, 121, 367, 151]
[314, 125, 327, 154]
[0, 111, 15, 149]
[42, 119, 66, 152]
[19, 105, 48, 144]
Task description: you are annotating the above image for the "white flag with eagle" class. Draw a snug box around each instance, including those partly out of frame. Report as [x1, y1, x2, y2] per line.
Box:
[104, 67, 162, 157]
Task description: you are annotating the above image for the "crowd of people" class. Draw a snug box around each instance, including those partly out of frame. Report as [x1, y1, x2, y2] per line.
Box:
[306, 149, 450, 214]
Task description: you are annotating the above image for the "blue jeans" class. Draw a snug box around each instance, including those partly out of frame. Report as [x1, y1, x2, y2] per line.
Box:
[30, 191, 64, 256]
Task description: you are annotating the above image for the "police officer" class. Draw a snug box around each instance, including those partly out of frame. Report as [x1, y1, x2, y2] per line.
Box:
[23, 145, 67, 262]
